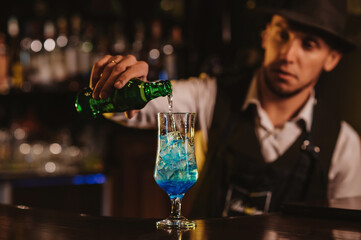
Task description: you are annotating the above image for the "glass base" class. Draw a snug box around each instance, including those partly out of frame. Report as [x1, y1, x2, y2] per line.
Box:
[156, 216, 196, 229]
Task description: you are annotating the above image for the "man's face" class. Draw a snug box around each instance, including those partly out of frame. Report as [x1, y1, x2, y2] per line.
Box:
[261, 15, 342, 98]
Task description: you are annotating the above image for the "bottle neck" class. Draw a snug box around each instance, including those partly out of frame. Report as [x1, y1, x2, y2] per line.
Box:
[145, 80, 172, 100]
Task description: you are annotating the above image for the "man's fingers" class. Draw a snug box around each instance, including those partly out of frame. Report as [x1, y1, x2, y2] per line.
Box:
[90, 55, 112, 90]
[114, 61, 149, 89]
[93, 55, 129, 99]
[94, 55, 140, 99]
[92, 60, 119, 99]
[90, 54, 149, 101]
[101, 55, 138, 96]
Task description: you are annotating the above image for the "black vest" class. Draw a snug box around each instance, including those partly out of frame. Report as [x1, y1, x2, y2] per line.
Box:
[190, 71, 340, 218]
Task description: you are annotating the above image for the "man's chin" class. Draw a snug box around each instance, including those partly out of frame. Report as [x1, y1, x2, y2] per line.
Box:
[271, 87, 299, 98]
[265, 80, 300, 98]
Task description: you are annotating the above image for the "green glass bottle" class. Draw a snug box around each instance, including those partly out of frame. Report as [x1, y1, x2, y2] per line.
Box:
[75, 78, 172, 118]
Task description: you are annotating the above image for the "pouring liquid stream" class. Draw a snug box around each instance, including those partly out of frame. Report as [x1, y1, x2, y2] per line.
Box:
[167, 94, 177, 132]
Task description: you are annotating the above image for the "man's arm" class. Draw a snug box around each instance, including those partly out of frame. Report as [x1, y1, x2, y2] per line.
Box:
[328, 121, 361, 199]
[90, 54, 217, 135]
[109, 76, 218, 142]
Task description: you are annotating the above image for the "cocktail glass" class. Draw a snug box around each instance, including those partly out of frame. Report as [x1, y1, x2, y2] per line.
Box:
[154, 112, 198, 229]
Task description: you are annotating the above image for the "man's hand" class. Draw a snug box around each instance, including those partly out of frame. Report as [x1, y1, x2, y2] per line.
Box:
[90, 54, 149, 100]
[90, 54, 148, 118]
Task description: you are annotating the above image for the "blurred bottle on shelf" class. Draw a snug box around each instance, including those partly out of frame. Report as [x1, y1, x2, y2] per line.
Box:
[79, 21, 94, 79]
[168, 25, 187, 79]
[145, 19, 165, 81]
[0, 129, 11, 167]
[111, 22, 128, 55]
[37, 21, 54, 85]
[20, 22, 33, 92]
[131, 20, 145, 60]
[65, 15, 81, 79]
[50, 18, 67, 83]
[8, 16, 24, 90]
[0, 33, 9, 94]
[56, 16, 70, 84]
[162, 25, 183, 80]
[26, 20, 40, 86]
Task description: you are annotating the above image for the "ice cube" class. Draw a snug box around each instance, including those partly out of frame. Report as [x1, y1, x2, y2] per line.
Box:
[157, 131, 197, 181]
[170, 170, 183, 181]
[157, 158, 165, 169]
[159, 168, 174, 180]
[173, 131, 184, 139]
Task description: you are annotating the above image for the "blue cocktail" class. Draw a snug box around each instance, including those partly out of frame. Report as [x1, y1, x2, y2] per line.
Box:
[154, 113, 198, 229]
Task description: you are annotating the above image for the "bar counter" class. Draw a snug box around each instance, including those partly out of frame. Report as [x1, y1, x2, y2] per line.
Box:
[1, 197, 361, 240]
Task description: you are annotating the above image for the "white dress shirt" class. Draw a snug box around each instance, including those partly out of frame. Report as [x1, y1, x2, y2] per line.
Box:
[110, 74, 361, 199]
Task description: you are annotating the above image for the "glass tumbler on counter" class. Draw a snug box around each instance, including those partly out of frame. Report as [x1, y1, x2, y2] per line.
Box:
[154, 112, 198, 229]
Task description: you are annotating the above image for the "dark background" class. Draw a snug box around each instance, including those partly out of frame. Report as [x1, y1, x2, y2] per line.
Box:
[0, 0, 361, 218]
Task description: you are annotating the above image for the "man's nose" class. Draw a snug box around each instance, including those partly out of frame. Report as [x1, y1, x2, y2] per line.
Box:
[280, 39, 299, 62]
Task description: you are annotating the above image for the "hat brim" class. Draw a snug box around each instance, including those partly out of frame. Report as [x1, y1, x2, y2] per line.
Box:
[256, 7, 356, 52]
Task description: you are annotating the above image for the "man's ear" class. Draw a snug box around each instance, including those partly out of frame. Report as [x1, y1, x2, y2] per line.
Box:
[261, 23, 271, 49]
[323, 50, 343, 72]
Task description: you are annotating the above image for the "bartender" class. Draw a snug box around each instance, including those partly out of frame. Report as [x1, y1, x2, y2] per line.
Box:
[90, 0, 361, 217]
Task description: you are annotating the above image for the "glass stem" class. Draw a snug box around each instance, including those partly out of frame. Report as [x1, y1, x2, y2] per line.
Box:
[170, 197, 182, 219]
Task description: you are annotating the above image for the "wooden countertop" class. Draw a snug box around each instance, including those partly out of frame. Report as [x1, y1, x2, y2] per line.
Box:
[1, 197, 361, 239]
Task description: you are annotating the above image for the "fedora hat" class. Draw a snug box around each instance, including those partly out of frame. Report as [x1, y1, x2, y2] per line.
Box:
[257, 0, 355, 52]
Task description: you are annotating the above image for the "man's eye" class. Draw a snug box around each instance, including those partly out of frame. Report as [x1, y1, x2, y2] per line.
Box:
[303, 39, 318, 50]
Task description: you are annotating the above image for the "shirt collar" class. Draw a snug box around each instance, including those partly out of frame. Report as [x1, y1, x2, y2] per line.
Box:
[242, 72, 316, 132]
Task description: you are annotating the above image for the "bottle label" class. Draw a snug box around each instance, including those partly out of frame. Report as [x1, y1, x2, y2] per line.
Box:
[139, 82, 147, 102]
